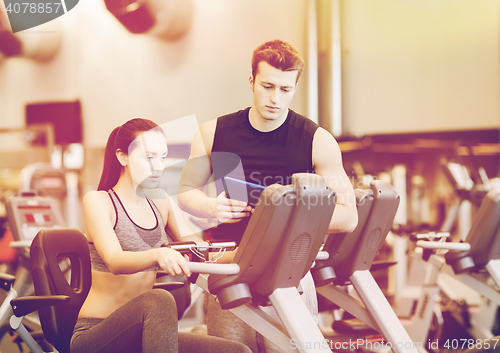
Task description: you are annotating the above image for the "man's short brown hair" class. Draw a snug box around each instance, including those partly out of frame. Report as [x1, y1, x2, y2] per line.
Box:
[251, 40, 305, 83]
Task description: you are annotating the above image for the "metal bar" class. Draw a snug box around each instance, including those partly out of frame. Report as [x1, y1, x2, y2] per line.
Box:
[307, 0, 319, 124]
[316, 284, 377, 329]
[196, 275, 316, 353]
[350, 270, 418, 353]
[486, 259, 500, 289]
[269, 287, 331, 353]
[439, 268, 500, 306]
[331, 0, 342, 136]
[10, 316, 45, 353]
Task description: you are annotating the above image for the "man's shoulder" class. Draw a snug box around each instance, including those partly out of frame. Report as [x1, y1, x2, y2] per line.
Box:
[198, 108, 250, 145]
[288, 109, 319, 134]
[216, 107, 250, 128]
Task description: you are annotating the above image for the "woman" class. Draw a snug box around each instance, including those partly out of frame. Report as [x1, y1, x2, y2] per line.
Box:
[71, 118, 251, 353]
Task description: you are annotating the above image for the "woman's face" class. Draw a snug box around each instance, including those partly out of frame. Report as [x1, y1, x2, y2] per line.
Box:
[126, 130, 168, 189]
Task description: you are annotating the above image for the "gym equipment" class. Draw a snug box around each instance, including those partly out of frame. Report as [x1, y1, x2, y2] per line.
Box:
[193, 173, 336, 353]
[444, 188, 500, 283]
[320, 189, 444, 351]
[390, 187, 500, 350]
[7, 228, 241, 353]
[20, 160, 83, 229]
[312, 180, 420, 353]
[6, 172, 336, 352]
[1, 164, 70, 348]
[439, 142, 492, 241]
[437, 188, 500, 339]
[0, 191, 66, 347]
[6, 191, 65, 249]
[10, 228, 90, 353]
[19, 163, 70, 225]
[395, 232, 470, 350]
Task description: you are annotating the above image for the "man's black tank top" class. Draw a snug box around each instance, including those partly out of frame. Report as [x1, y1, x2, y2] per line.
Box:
[211, 107, 318, 243]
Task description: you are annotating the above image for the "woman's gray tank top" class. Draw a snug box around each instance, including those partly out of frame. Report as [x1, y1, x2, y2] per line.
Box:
[89, 189, 168, 272]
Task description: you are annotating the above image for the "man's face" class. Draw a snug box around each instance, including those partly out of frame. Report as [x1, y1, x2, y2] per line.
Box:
[249, 61, 298, 122]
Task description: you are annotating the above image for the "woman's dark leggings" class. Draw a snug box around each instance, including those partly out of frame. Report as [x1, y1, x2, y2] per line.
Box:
[71, 289, 251, 353]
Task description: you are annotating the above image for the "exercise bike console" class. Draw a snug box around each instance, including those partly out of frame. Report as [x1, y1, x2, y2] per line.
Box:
[6, 191, 65, 248]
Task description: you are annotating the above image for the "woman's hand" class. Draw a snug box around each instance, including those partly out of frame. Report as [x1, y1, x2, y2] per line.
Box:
[211, 192, 253, 224]
[155, 248, 191, 277]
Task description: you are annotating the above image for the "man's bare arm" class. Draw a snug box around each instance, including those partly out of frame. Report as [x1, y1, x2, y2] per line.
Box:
[177, 120, 217, 218]
[177, 120, 252, 223]
[313, 127, 358, 234]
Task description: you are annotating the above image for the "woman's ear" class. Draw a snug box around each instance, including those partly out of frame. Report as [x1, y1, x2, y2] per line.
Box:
[116, 149, 128, 167]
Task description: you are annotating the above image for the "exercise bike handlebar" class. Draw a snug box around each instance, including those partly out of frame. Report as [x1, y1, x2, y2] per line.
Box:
[164, 240, 329, 274]
[410, 231, 450, 241]
[404, 232, 471, 251]
[11, 239, 325, 276]
[163, 240, 240, 275]
[187, 262, 240, 275]
[416, 240, 471, 252]
[165, 240, 329, 258]
[9, 240, 32, 248]
[316, 251, 329, 261]
[164, 240, 237, 253]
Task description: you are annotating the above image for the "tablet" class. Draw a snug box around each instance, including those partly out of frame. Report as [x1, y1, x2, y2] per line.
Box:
[222, 176, 266, 207]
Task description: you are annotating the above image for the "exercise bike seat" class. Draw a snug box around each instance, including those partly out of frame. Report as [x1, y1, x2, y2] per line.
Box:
[445, 188, 500, 274]
[208, 173, 336, 309]
[11, 228, 91, 353]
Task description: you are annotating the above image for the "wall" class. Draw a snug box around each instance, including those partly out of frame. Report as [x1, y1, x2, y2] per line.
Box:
[4, 1, 499, 143]
[0, 0, 309, 149]
[341, 0, 500, 136]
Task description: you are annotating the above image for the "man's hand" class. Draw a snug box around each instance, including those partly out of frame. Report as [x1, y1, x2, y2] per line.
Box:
[211, 191, 253, 223]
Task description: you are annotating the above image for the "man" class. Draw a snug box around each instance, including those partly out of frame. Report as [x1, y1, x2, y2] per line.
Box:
[178, 40, 357, 352]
